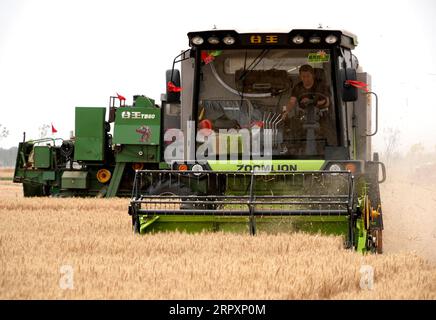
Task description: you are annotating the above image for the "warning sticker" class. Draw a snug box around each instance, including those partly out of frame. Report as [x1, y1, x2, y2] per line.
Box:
[308, 51, 330, 63]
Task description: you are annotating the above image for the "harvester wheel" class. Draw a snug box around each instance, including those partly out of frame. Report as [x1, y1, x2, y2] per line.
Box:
[365, 160, 384, 254]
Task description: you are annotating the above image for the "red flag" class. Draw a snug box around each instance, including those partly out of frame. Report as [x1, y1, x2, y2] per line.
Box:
[201, 51, 215, 64]
[167, 81, 182, 93]
[116, 93, 126, 101]
[345, 80, 369, 92]
[51, 123, 57, 134]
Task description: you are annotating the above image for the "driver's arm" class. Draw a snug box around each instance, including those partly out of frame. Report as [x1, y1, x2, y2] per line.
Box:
[282, 96, 297, 119]
[286, 96, 297, 112]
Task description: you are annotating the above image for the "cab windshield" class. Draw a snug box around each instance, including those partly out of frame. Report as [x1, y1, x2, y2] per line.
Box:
[196, 49, 338, 159]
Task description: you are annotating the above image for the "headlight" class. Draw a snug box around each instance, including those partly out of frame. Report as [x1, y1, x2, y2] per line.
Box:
[309, 36, 321, 44]
[327, 162, 362, 174]
[191, 164, 204, 176]
[223, 36, 235, 45]
[292, 35, 304, 44]
[207, 36, 220, 44]
[325, 35, 338, 44]
[177, 164, 188, 171]
[329, 164, 342, 172]
[191, 36, 204, 45]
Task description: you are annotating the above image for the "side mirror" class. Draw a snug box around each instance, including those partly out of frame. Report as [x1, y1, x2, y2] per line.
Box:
[340, 68, 358, 102]
[166, 69, 181, 103]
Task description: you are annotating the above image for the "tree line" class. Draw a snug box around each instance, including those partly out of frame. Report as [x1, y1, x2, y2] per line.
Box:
[0, 147, 18, 167]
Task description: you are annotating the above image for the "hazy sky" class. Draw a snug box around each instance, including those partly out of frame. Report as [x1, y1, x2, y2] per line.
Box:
[1, 0, 435, 153]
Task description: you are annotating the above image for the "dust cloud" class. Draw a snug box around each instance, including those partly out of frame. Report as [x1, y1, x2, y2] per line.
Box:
[381, 155, 436, 263]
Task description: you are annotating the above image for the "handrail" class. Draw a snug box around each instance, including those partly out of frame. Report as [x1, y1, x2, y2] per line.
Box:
[25, 137, 64, 147]
[365, 91, 378, 136]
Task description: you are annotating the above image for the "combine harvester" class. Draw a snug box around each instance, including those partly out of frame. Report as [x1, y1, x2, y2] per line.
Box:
[13, 28, 386, 253]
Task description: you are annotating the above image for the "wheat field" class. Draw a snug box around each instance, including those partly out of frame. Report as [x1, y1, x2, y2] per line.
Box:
[0, 168, 435, 299]
[0, 167, 13, 179]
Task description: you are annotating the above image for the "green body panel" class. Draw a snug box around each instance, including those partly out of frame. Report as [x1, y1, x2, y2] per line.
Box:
[201, 160, 326, 193]
[207, 160, 325, 172]
[61, 171, 88, 189]
[356, 218, 367, 253]
[74, 107, 106, 161]
[133, 96, 155, 108]
[139, 215, 160, 233]
[14, 168, 58, 185]
[113, 107, 160, 145]
[115, 145, 159, 163]
[42, 171, 56, 181]
[159, 162, 171, 169]
[14, 169, 43, 182]
[139, 215, 348, 235]
[34, 146, 52, 168]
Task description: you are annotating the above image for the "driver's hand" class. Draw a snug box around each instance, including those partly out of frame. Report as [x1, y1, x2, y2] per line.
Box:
[317, 99, 327, 107]
[301, 97, 310, 104]
[281, 111, 289, 120]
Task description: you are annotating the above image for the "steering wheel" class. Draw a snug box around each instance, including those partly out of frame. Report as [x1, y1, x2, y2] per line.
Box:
[297, 92, 329, 108]
[295, 92, 330, 124]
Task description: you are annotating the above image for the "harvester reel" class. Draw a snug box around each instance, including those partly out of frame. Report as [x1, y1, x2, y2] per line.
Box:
[145, 181, 220, 210]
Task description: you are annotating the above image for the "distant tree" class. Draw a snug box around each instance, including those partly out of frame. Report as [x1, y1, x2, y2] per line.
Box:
[0, 147, 18, 167]
[0, 124, 9, 141]
[408, 143, 425, 156]
[382, 127, 400, 166]
[405, 143, 426, 167]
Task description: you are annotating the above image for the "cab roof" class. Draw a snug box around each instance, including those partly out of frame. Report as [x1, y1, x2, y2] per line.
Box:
[187, 29, 357, 50]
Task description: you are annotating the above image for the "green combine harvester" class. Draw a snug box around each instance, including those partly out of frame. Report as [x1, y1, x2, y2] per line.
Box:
[13, 28, 386, 253]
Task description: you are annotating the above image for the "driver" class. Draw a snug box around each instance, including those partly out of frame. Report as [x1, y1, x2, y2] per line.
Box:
[282, 64, 330, 119]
